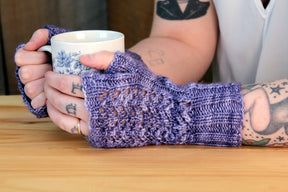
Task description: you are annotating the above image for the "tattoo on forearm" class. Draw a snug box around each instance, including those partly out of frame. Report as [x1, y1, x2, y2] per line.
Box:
[242, 79, 288, 147]
[72, 82, 83, 94]
[66, 103, 77, 116]
[157, 0, 210, 20]
[270, 85, 285, 96]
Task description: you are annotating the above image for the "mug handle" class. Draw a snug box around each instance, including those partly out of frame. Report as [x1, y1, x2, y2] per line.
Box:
[37, 45, 52, 53]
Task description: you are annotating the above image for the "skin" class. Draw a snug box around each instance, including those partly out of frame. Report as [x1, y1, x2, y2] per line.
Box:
[15, 0, 288, 147]
[242, 80, 288, 147]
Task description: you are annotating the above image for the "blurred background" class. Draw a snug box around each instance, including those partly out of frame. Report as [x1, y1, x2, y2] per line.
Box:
[0, 0, 154, 95]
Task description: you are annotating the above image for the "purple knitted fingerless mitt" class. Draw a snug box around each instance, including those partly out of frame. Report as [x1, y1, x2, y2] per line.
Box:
[15, 25, 70, 118]
[82, 51, 244, 148]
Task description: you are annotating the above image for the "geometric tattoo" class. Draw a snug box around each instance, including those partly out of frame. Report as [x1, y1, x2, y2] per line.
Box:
[157, 0, 210, 20]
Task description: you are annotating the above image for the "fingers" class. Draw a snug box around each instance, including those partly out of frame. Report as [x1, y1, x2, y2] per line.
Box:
[24, 29, 49, 51]
[45, 72, 89, 136]
[15, 29, 50, 67]
[19, 64, 52, 84]
[15, 48, 51, 67]
[79, 51, 115, 71]
[31, 92, 46, 109]
[24, 78, 45, 99]
[47, 101, 89, 136]
[44, 80, 89, 122]
[20, 64, 51, 109]
[24, 77, 47, 109]
[45, 71, 84, 98]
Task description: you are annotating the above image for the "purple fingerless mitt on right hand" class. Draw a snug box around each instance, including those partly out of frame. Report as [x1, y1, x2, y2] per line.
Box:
[82, 51, 244, 148]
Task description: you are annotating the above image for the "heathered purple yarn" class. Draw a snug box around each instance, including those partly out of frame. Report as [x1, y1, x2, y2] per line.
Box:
[15, 25, 70, 118]
[15, 25, 244, 148]
[82, 51, 244, 148]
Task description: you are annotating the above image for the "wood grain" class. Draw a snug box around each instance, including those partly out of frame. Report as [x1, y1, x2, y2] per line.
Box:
[1, 95, 288, 192]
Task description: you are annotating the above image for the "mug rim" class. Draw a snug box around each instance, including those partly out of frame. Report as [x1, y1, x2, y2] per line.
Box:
[51, 30, 124, 45]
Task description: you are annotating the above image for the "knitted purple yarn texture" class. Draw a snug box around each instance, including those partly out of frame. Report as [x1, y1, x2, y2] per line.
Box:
[15, 64, 48, 118]
[82, 51, 244, 148]
[15, 25, 70, 118]
[43, 25, 71, 44]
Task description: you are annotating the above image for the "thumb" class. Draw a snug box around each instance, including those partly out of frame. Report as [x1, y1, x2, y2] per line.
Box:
[24, 29, 49, 51]
[79, 51, 115, 71]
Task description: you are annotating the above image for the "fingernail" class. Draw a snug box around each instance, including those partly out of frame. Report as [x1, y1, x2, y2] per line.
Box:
[20, 68, 30, 81]
[31, 101, 41, 109]
[14, 51, 22, 63]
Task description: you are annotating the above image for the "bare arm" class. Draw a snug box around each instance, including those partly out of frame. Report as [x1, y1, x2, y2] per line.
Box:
[242, 79, 288, 147]
[130, 0, 218, 85]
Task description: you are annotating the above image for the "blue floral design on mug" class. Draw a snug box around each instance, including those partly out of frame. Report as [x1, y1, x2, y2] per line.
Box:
[54, 50, 94, 75]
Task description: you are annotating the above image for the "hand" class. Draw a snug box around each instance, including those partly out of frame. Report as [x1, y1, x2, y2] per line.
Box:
[44, 51, 115, 136]
[79, 51, 243, 148]
[44, 71, 90, 136]
[15, 29, 51, 109]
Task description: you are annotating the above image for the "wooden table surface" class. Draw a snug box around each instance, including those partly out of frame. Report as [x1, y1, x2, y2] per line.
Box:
[1, 95, 288, 192]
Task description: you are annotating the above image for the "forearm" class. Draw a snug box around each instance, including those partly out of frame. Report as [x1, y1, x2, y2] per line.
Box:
[242, 79, 288, 147]
[129, 36, 213, 85]
[130, 0, 218, 85]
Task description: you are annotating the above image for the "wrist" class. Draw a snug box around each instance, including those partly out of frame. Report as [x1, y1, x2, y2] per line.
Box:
[170, 82, 244, 147]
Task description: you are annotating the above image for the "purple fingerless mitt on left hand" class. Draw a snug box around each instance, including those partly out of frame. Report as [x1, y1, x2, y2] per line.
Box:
[15, 25, 71, 118]
[82, 51, 244, 148]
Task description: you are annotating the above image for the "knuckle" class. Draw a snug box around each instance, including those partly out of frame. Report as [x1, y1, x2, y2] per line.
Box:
[58, 77, 68, 91]
[51, 95, 61, 107]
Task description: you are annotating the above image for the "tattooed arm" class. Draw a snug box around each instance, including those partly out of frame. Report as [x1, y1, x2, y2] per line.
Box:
[130, 0, 218, 85]
[242, 79, 288, 147]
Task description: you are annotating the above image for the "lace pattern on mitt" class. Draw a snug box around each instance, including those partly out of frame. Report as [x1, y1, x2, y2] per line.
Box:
[82, 51, 244, 148]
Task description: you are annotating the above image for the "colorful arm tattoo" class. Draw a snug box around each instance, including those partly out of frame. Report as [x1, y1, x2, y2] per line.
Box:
[242, 79, 288, 147]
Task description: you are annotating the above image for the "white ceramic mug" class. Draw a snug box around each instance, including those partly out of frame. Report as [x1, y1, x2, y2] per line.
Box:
[38, 30, 125, 75]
